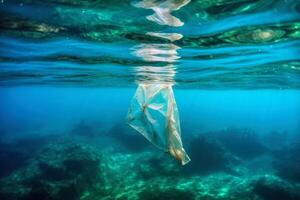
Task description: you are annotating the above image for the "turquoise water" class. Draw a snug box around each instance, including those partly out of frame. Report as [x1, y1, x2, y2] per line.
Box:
[1, 0, 300, 200]
[1, 0, 300, 88]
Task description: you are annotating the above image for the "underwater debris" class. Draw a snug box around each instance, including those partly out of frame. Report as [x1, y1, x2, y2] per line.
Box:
[132, 0, 191, 27]
[146, 32, 183, 42]
[127, 84, 190, 165]
[128, 0, 191, 165]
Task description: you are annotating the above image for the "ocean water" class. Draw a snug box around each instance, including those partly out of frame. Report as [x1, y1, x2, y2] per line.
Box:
[1, 0, 300, 200]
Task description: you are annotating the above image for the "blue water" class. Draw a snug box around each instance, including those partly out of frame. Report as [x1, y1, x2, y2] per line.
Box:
[1, 87, 300, 137]
[1, 0, 300, 200]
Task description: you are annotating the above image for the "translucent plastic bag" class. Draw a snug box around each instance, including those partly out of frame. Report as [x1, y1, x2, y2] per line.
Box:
[127, 83, 190, 165]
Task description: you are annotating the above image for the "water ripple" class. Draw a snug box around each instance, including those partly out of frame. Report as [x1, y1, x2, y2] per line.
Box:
[0, 0, 299, 88]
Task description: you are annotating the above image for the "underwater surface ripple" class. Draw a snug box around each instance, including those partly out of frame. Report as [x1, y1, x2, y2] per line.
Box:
[1, 1, 300, 200]
[0, 0, 300, 88]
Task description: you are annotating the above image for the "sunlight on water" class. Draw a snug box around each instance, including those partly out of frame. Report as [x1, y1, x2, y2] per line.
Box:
[0, 0, 299, 88]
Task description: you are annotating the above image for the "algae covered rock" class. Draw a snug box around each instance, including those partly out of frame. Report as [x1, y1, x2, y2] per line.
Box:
[273, 141, 300, 183]
[0, 135, 57, 179]
[253, 175, 300, 200]
[108, 123, 150, 152]
[210, 128, 266, 159]
[0, 140, 102, 200]
[138, 186, 195, 200]
[0, 144, 30, 179]
[185, 135, 238, 175]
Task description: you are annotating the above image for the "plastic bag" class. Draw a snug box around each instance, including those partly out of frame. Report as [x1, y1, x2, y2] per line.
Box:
[127, 83, 190, 165]
[132, 0, 191, 27]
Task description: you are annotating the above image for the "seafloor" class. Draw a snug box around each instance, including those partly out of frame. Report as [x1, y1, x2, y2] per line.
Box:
[0, 123, 300, 200]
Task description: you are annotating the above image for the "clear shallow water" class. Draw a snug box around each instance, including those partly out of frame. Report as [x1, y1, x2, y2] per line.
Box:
[1, 87, 300, 200]
[1, 1, 300, 200]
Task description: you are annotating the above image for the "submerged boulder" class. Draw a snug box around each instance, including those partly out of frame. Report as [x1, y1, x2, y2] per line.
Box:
[108, 123, 150, 152]
[0, 140, 102, 200]
[0, 148, 29, 179]
[139, 186, 195, 200]
[262, 130, 289, 151]
[273, 141, 300, 183]
[253, 175, 300, 200]
[184, 135, 239, 175]
[1, 132, 299, 200]
[0, 135, 57, 179]
[210, 128, 266, 159]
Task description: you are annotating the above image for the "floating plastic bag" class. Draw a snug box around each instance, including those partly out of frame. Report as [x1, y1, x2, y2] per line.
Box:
[133, 0, 191, 27]
[127, 83, 190, 165]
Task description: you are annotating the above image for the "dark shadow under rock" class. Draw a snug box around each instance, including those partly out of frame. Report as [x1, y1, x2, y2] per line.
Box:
[253, 176, 300, 200]
[139, 187, 195, 200]
[211, 128, 266, 159]
[0, 140, 102, 200]
[262, 130, 289, 151]
[14, 134, 57, 154]
[0, 140, 32, 179]
[0, 149, 29, 178]
[21, 181, 55, 200]
[273, 142, 300, 183]
[38, 162, 70, 181]
[0, 135, 58, 179]
[108, 123, 150, 152]
[184, 135, 238, 175]
[135, 155, 182, 180]
[274, 160, 300, 183]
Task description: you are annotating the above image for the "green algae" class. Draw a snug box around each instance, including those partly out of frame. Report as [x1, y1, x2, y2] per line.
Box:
[1, 133, 300, 200]
[0, 140, 103, 200]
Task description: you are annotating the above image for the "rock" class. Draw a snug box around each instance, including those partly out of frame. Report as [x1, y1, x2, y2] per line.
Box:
[210, 128, 266, 159]
[184, 135, 239, 175]
[253, 175, 300, 200]
[1, 134, 299, 200]
[0, 148, 29, 179]
[273, 142, 300, 183]
[262, 131, 288, 151]
[108, 123, 150, 152]
[138, 186, 195, 200]
[0, 140, 102, 200]
[0, 135, 57, 179]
